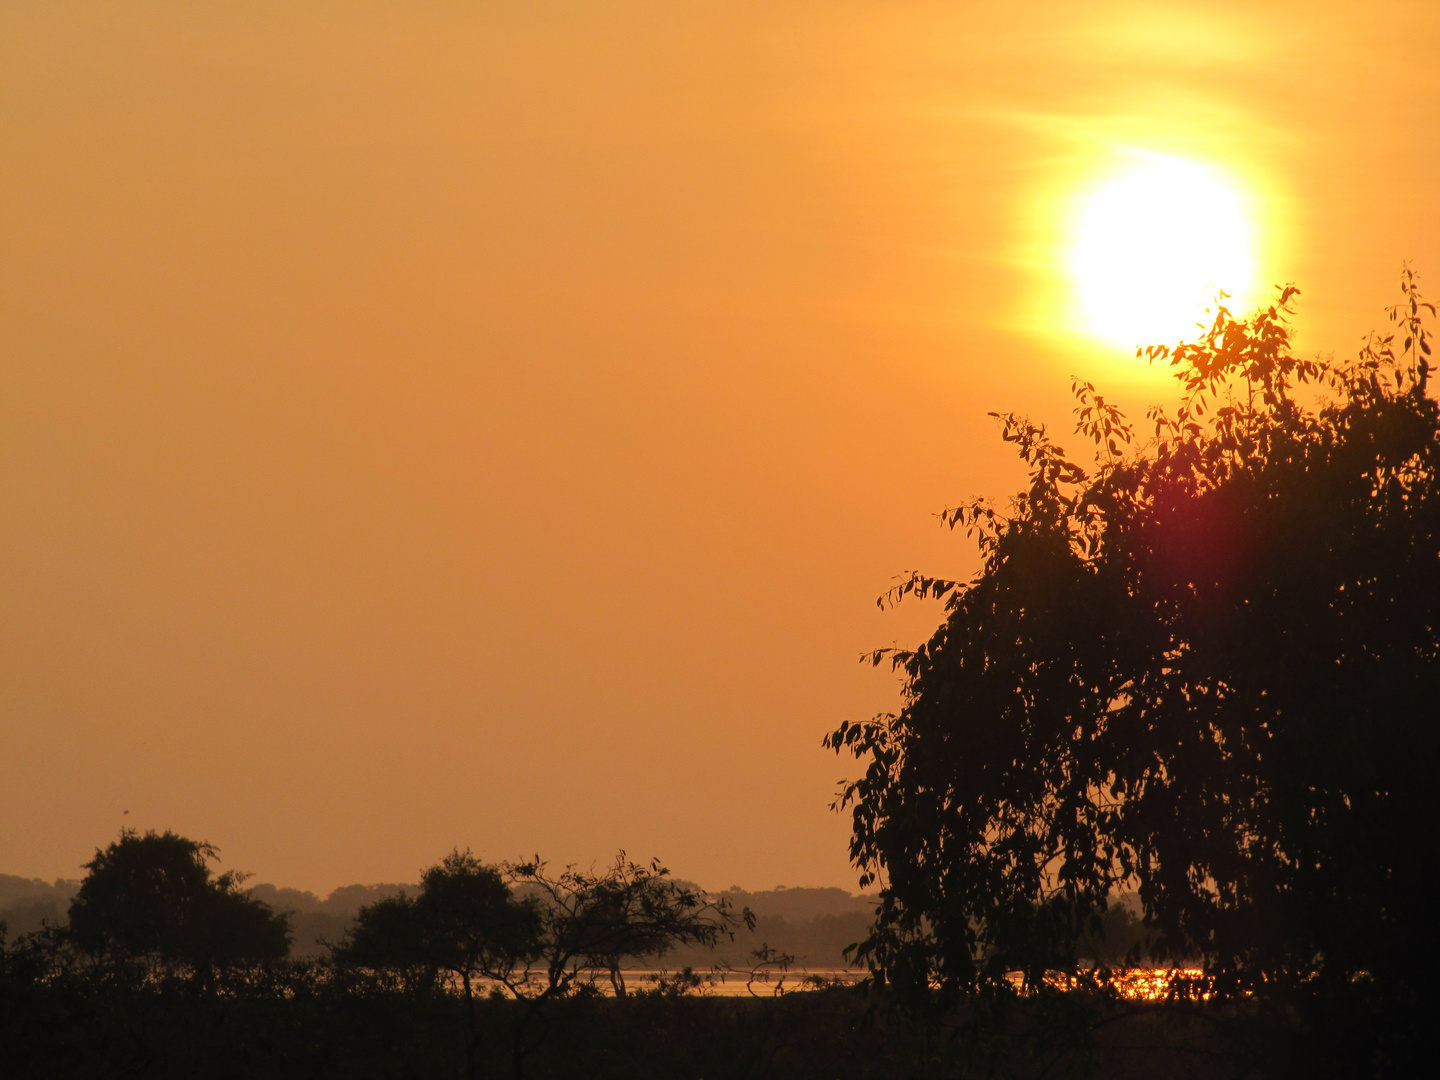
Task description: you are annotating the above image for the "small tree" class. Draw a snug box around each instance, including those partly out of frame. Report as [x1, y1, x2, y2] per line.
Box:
[335, 851, 540, 1079]
[339, 850, 747, 1078]
[501, 854, 748, 1075]
[67, 829, 289, 972]
[504, 853, 746, 998]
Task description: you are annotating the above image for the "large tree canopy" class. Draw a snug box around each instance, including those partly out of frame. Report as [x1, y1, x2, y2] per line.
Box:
[67, 829, 289, 967]
[827, 276, 1440, 1029]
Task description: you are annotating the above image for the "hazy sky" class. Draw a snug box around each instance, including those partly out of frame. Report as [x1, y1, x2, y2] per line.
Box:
[3, 1, 1437, 893]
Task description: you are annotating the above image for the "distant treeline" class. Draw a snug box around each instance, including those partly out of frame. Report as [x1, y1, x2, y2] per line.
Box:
[246, 880, 884, 966]
[2, 871, 885, 966]
[4, 872, 1152, 969]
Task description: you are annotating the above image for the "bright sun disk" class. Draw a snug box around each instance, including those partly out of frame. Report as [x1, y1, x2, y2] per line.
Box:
[1071, 155, 1256, 349]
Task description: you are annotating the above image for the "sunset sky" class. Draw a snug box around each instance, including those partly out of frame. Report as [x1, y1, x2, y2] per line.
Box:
[3, 1, 1438, 894]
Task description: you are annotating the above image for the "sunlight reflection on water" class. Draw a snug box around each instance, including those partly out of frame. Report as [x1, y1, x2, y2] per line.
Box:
[620, 969, 867, 997]
[1004, 967, 1211, 1001]
[608, 967, 1209, 999]
[1109, 967, 1209, 1001]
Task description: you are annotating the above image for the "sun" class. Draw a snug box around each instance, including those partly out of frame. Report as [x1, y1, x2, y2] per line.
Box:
[1070, 154, 1257, 349]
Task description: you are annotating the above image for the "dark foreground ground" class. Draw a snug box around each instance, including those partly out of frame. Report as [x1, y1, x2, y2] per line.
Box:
[0, 970, 1409, 1080]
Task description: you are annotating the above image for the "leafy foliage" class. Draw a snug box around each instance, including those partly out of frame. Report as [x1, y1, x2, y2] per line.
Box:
[67, 829, 289, 967]
[505, 853, 749, 999]
[334, 851, 543, 1077]
[336, 850, 748, 1077]
[337, 851, 745, 998]
[334, 851, 539, 993]
[826, 275, 1440, 1043]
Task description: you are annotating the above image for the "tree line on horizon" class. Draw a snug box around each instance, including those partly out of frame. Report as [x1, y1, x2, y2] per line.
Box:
[0, 852, 883, 967]
[5, 848, 1158, 975]
[3, 829, 777, 1077]
[0, 827, 1157, 1079]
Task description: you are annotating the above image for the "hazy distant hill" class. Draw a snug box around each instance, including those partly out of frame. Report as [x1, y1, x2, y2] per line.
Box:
[246, 882, 417, 958]
[718, 884, 874, 921]
[0, 874, 80, 937]
[659, 884, 878, 970]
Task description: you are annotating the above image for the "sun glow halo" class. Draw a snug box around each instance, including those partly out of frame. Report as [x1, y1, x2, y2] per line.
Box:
[1071, 155, 1256, 349]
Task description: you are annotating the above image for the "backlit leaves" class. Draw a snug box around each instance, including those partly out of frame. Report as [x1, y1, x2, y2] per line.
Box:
[828, 273, 1440, 1021]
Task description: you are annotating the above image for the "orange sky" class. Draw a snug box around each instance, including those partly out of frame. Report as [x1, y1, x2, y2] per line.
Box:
[3, 1, 1438, 894]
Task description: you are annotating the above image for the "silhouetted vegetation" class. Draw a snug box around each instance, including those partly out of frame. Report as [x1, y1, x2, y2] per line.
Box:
[1, 830, 1254, 1079]
[6, 835, 933, 1079]
[827, 273, 1440, 1075]
[0, 927, 1271, 1080]
[333, 851, 751, 1077]
[0, 868, 876, 967]
[66, 830, 290, 971]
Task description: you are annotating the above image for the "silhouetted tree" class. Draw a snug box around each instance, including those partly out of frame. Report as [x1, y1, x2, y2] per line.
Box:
[67, 829, 289, 971]
[334, 850, 541, 1078]
[502, 854, 749, 1075]
[338, 850, 747, 1078]
[826, 274, 1440, 1069]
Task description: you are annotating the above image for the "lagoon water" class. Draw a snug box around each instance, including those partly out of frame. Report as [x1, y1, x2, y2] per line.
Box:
[618, 968, 867, 997]
[605, 967, 1206, 999]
